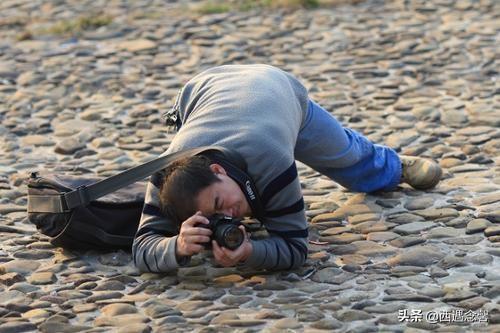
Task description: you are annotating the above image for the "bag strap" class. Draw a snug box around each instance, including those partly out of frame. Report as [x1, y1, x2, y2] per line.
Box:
[63, 146, 229, 210]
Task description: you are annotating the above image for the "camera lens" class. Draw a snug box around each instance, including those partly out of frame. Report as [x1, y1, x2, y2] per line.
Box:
[214, 224, 244, 250]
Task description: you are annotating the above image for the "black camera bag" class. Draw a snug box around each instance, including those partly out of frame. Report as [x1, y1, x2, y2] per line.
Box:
[27, 146, 261, 251]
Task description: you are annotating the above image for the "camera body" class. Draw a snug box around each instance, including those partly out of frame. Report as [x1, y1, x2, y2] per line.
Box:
[199, 214, 244, 250]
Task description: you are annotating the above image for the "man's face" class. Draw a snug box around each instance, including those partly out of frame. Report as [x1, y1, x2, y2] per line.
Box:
[195, 164, 251, 219]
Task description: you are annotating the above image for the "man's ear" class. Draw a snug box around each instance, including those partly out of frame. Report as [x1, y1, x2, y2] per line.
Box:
[209, 163, 227, 176]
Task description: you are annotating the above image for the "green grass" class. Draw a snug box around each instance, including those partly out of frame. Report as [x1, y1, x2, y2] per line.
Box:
[196, 0, 320, 14]
[46, 15, 113, 35]
[17, 14, 112, 40]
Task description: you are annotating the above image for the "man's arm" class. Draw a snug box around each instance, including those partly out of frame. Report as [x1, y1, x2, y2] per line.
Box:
[241, 212, 308, 270]
[132, 173, 187, 273]
[241, 161, 309, 270]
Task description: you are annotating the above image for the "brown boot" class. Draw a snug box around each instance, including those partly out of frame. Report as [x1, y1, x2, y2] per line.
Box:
[400, 156, 442, 190]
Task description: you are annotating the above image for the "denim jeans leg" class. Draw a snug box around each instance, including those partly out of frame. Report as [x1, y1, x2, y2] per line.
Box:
[294, 100, 401, 193]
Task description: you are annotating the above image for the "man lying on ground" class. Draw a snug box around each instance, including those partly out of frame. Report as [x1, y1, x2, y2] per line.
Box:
[133, 64, 442, 272]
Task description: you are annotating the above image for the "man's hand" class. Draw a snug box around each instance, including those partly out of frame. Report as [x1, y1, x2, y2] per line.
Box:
[212, 226, 252, 267]
[176, 211, 212, 258]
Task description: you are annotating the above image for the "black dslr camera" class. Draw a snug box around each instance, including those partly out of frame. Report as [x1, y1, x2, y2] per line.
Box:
[199, 214, 244, 250]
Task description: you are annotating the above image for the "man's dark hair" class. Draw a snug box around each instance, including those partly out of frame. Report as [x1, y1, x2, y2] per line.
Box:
[159, 155, 221, 224]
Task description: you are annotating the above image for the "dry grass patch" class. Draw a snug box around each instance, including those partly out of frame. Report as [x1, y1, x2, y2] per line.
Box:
[195, 0, 366, 13]
[196, 0, 319, 14]
[17, 14, 112, 40]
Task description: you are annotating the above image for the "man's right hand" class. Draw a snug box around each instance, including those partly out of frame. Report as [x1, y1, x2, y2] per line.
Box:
[175, 211, 212, 258]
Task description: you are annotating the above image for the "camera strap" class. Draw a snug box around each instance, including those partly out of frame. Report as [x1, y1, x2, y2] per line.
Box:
[203, 150, 265, 222]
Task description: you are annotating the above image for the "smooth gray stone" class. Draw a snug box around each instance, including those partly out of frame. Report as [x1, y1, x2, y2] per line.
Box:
[363, 303, 406, 314]
[115, 324, 152, 333]
[310, 318, 343, 329]
[404, 197, 435, 210]
[295, 308, 325, 321]
[418, 286, 446, 298]
[0, 322, 37, 333]
[393, 221, 436, 235]
[93, 280, 126, 291]
[485, 226, 500, 237]
[386, 213, 425, 224]
[100, 303, 138, 316]
[428, 266, 449, 278]
[190, 287, 225, 300]
[156, 315, 187, 325]
[466, 218, 492, 234]
[220, 295, 252, 306]
[442, 290, 478, 302]
[382, 294, 434, 302]
[387, 246, 445, 267]
[54, 137, 87, 155]
[38, 322, 92, 333]
[97, 251, 131, 266]
[335, 309, 374, 321]
[389, 236, 426, 248]
[443, 235, 483, 245]
[144, 304, 182, 318]
[426, 226, 463, 238]
[311, 267, 356, 284]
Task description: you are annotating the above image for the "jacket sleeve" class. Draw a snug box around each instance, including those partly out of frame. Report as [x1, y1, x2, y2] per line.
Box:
[240, 161, 308, 270]
[132, 172, 189, 273]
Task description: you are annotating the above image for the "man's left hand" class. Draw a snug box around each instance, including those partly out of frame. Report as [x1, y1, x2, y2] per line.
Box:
[212, 226, 252, 267]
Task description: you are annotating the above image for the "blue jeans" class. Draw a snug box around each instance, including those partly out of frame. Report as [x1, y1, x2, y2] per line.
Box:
[294, 100, 401, 193]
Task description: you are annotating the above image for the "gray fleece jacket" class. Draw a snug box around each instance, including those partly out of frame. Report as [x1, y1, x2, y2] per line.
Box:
[133, 64, 310, 272]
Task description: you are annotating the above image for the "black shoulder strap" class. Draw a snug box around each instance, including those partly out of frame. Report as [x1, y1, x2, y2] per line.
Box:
[63, 146, 227, 210]
[203, 150, 265, 221]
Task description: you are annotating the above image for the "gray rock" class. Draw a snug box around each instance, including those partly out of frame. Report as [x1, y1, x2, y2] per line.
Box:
[38, 322, 92, 333]
[27, 272, 56, 285]
[393, 221, 436, 235]
[115, 324, 152, 333]
[220, 295, 252, 306]
[389, 236, 426, 248]
[0, 272, 24, 286]
[382, 294, 434, 302]
[144, 303, 182, 318]
[272, 318, 303, 329]
[0, 322, 37, 333]
[418, 286, 446, 298]
[335, 309, 374, 321]
[86, 291, 124, 303]
[466, 218, 492, 234]
[413, 208, 460, 219]
[404, 197, 435, 210]
[101, 303, 138, 316]
[176, 301, 213, 312]
[426, 226, 463, 238]
[295, 308, 324, 321]
[387, 246, 445, 267]
[386, 212, 426, 224]
[118, 39, 157, 52]
[311, 267, 356, 284]
[94, 313, 150, 327]
[54, 137, 87, 155]
[457, 296, 490, 310]
[442, 290, 478, 302]
[485, 226, 500, 237]
[428, 266, 449, 278]
[443, 235, 483, 245]
[98, 251, 131, 266]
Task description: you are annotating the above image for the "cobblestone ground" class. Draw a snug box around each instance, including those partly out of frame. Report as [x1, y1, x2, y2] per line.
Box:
[0, 0, 499, 332]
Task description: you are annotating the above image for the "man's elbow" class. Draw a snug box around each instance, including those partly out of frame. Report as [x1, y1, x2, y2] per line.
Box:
[292, 251, 307, 269]
[288, 241, 308, 270]
[132, 238, 155, 273]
